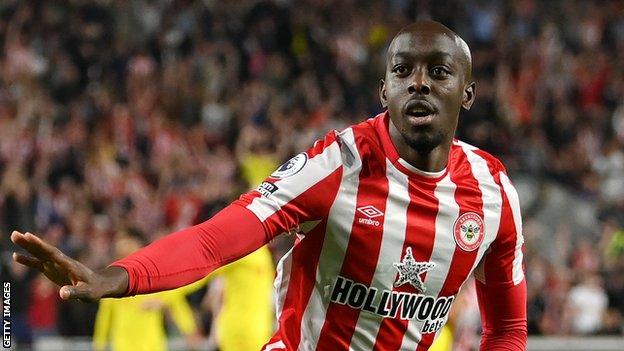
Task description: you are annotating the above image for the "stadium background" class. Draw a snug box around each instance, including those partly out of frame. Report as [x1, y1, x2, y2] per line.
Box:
[0, 0, 623, 349]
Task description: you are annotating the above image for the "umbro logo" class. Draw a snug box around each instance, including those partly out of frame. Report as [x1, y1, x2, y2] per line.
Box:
[357, 205, 384, 226]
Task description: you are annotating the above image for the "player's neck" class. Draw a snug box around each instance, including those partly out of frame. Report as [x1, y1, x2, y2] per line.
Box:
[388, 123, 451, 173]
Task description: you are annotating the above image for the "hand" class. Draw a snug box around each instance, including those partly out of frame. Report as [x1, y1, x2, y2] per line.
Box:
[10, 231, 128, 301]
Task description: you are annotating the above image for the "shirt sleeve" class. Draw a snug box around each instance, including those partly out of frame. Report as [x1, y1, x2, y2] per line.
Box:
[111, 130, 345, 296]
[234, 129, 345, 235]
[475, 170, 527, 350]
[111, 204, 270, 295]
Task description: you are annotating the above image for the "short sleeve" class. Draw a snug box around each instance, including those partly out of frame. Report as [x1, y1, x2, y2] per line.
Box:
[234, 130, 346, 237]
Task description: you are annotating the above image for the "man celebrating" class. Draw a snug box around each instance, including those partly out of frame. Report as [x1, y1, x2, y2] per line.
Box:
[11, 21, 527, 350]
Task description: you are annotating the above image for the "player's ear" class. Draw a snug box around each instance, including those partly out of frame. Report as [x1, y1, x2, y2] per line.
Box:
[379, 79, 387, 108]
[461, 82, 476, 110]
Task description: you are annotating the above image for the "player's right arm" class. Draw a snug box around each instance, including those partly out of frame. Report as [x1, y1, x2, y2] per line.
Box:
[10, 203, 271, 300]
[11, 129, 346, 300]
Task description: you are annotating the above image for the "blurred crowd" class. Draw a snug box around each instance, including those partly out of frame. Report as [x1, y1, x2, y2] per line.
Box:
[0, 0, 623, 348]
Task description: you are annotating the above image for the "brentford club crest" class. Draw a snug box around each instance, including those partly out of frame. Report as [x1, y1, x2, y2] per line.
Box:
[453, 212, 485, 252]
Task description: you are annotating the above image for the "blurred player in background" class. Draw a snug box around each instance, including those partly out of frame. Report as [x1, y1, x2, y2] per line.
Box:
[427, 326, 452, 351]
[204, 247, 274, 351]
[95, 228, 274, 351]
[199, 125, 276, 350]
[11, 21, 527, 350]
[93, 229, 203, 351]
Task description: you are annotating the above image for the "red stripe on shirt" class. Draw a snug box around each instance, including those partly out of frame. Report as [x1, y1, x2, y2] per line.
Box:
[269, 220, 331, 349]
[416, 145, 485, 350]
[266, 168, 344, 349]
[315, 148, 390, 349]
[373, 177, 440, 351]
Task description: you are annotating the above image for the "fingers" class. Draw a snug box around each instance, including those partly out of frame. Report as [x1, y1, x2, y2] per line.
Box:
[11, 230, 76, 268]
[12, 231, 100, 301]
[11, 231, 51, 259]
[12, 230, 91, 283]
[60, 284, 95, 301]
[11, 231, 60, 260]
[59, 286, 72, 300]
[10, 231, 27, 246]
[12, 252, 44, 271]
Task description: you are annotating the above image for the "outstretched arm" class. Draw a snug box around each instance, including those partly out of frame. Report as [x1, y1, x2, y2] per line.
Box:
[11, 203, 271, 300]
[111, 203, 269, 295]
[12, 129, 344, 301]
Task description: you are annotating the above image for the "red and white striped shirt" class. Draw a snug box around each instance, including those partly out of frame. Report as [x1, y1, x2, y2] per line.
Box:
[235, 112, 525, 350]
[114, 112, 527, 350]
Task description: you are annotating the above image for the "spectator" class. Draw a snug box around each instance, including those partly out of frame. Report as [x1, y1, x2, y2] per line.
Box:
[564, 273, 609, 335]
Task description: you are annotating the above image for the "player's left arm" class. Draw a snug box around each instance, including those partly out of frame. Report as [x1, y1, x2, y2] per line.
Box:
[475, 170, 527, 350]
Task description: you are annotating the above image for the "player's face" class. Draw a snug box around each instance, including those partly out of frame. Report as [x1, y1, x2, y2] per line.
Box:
[380, 31, 475, 154]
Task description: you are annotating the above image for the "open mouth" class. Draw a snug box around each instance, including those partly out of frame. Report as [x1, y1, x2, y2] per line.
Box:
[404, 100, 437, 124]
[406, 108, 435, 117]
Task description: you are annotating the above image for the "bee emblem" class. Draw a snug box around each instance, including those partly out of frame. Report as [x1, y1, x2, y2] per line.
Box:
[461, 223, 480, 241]
[454, 212, 485, 252]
